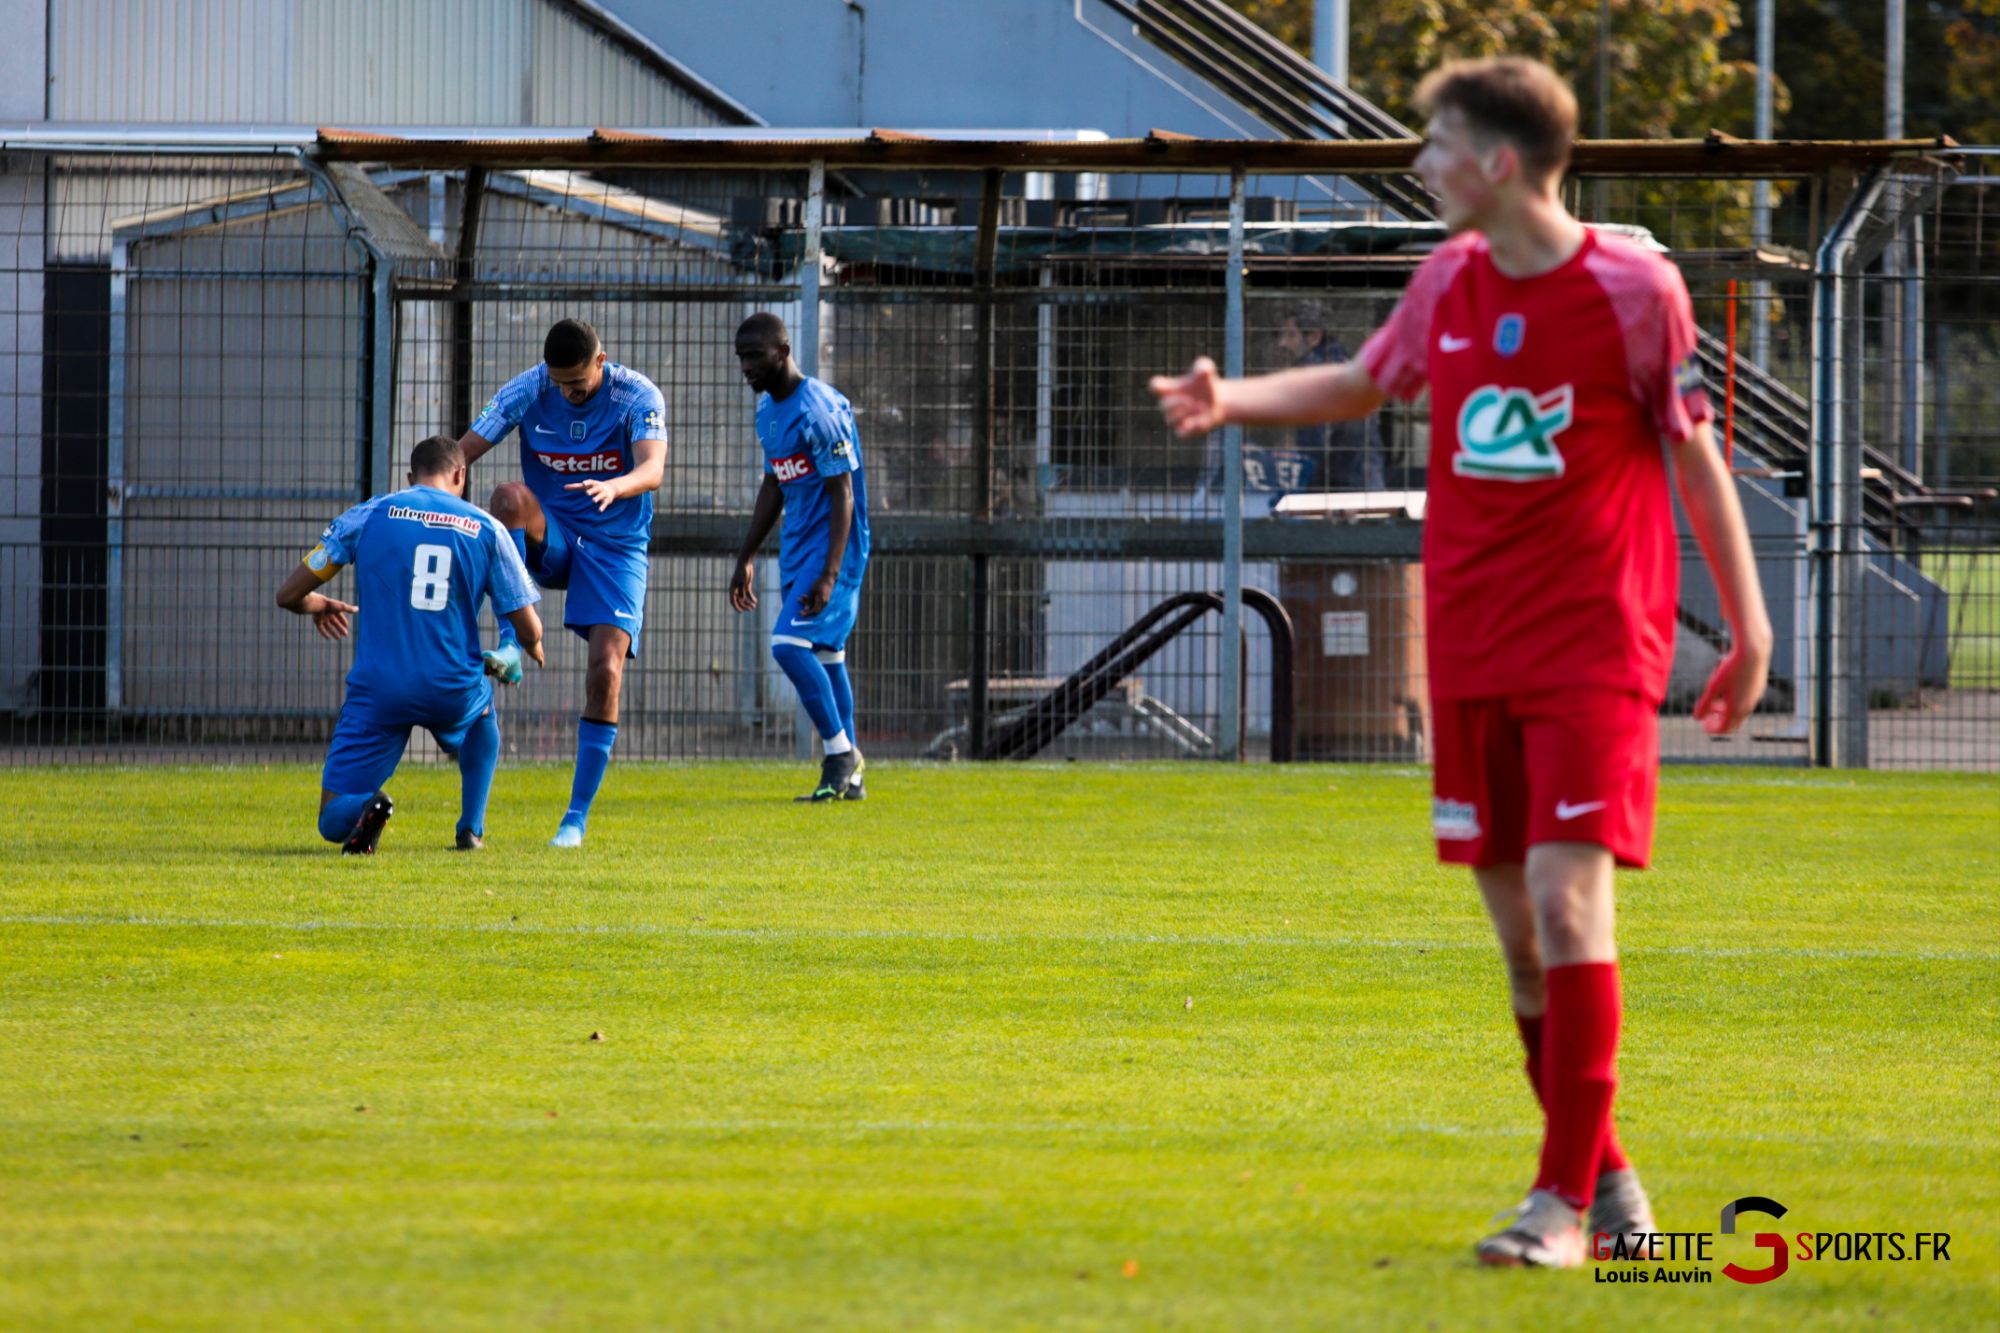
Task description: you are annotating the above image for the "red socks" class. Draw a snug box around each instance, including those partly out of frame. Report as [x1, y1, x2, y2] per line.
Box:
[1529, 961, 1623, 1210]
[1514, 1006, 1629, 1176]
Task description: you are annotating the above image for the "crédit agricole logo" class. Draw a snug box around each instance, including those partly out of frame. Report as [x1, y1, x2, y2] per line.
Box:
[1453, 383, 1573, 481]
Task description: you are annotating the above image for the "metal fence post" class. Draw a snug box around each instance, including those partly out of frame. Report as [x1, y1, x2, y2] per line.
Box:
[1812, 173, 1884, 767]
[1812, 204, 1848, 765]
[969, 168, 1002, 760]
[104, 241, 127, 716]
[1218, 168, 1246, 761]
[449, 165, 487, 437]
[368, 262, 396, 496]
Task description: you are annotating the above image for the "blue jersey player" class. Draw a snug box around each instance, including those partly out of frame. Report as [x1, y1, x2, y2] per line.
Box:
[459, 319, 668, 847]
[729, 312, 871, 801]
[275, 436, 544, 853]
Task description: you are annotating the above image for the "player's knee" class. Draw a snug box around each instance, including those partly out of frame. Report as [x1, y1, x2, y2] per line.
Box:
[488, 481, 536, 527]
[317, 802, 353, 843]
[1531, 891, 1592, 958]
[584, 654, 623, 702]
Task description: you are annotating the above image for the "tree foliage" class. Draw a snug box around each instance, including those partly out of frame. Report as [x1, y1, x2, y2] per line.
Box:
[1230, 0, 1777, 136]
[1229, 0, 2000, 141]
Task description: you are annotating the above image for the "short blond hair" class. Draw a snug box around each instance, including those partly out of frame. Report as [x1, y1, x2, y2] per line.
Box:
[1415, 56, 1578, 182]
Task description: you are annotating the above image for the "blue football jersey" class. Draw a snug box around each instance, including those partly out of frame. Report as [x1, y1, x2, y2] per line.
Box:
[307, 485, 539, 702]
[756, 377, 870, 591]
[469, 362, 668, 546]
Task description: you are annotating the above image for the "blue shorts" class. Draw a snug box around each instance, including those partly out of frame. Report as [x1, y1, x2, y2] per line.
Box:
[528, 514, 648, 657]
[322, 683, 491, 795]
[772, 571, 864, 654]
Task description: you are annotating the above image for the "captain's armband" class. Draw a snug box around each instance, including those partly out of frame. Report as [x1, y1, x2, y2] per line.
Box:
[302, 544, 344, 583]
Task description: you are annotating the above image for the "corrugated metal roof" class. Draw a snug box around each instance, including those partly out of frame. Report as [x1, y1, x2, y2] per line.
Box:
[48, 0, 751, 128]
[52, 0, 294, 122]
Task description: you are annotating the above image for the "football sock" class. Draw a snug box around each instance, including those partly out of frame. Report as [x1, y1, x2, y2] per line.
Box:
[564, 717, 617, 828]
[1516, 1009, 1630, 1174]
[456, 708, 500, 839]
[818, 651, 857, 746]
[1534, 962, 1622, 1211]
[318, 791, 375, 843]
[772, 640, 842, 743]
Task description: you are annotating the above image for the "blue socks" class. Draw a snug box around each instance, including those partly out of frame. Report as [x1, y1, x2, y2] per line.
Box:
[318, 791, 374, 843]
[772, 640, 845, 746]
[456, 707, 500, 838]
[822, 654, 857, 742]
[564, 717, 618, 830]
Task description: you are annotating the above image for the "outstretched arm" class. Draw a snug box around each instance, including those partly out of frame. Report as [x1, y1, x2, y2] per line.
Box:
[1150, 356, 1389, 438]
[728, 474, 786, 612]
[274, 562, 358, 640]
[1673, 422, 1773, 733]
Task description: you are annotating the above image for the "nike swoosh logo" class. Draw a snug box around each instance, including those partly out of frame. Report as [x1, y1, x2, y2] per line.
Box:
[533, 425, 559, 435]
[1439, 333, 1474, 352]
[1555, 800, 1607, 821]
[612, 610, 633, 619]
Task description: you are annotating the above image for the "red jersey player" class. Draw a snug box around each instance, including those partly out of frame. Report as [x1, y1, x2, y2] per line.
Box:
[1151, 57, 1772, 1268]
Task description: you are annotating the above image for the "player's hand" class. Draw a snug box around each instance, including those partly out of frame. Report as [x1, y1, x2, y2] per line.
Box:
[728, 561, 757, 613]
[1693, 641, 1770, 735]
[309, 596, 357, 640]
[565, 477, 620, 511]
[522, 638, 545, 668]
[797, 575, 835, 619]
[1149, 356, 1227, 438]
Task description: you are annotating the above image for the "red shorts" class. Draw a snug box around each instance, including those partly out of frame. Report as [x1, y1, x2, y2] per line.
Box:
[1431, 687, 1659, 869]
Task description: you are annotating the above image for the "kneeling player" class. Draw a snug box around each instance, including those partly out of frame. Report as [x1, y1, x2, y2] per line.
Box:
[728, 312, 871, 801]
[276, 436, 544, 853]
[459, 319, 668, 847]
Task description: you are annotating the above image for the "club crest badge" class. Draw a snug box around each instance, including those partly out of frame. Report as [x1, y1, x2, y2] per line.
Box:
[1494, 313, 1525, 357]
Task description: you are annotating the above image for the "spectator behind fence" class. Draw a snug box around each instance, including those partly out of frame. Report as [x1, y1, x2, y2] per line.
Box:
[1272, 302, 1387, 493]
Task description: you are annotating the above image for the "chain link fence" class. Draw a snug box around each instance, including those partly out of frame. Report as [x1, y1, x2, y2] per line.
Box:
[1, 135, 1991, 768]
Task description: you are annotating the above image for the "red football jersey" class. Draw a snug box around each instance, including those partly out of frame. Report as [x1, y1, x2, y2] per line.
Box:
[1360, 228, 1712, 704]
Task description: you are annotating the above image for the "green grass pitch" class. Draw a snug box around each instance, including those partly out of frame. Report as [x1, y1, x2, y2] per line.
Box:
[0, 762, 1993, 1330]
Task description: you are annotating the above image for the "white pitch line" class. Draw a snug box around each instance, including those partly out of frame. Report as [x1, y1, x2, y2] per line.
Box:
[0, 914, 1992, 963]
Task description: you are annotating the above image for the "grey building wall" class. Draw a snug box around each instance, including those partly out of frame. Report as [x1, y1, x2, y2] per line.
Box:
[0, 6, 45, 709]
[0, 167, 42, 711]
[40, 0, 744, 127]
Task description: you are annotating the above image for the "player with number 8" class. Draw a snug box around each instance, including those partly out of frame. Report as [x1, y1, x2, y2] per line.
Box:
[275, 435, 544, 853]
